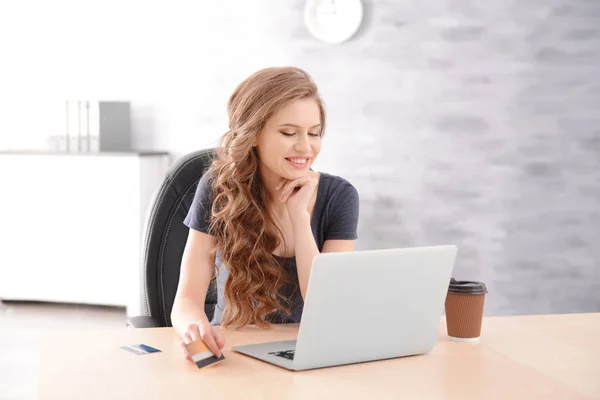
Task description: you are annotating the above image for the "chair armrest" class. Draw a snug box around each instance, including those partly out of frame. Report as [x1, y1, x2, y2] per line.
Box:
[126, 316, 162, 329]
[126, 304, 216, 329]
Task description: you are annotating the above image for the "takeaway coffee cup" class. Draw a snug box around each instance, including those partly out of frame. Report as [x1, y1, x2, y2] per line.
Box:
[445, 278, 488, 342]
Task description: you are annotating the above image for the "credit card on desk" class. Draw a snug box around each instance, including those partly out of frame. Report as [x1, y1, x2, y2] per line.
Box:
[120, 344, 161, 355]
[185, 339, 225, 369]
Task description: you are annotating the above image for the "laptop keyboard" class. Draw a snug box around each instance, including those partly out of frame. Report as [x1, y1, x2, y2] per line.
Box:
[268, 349, 295, 360]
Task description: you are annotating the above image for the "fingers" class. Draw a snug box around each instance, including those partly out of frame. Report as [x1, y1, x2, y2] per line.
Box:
[282, 179, 318, 204]
[276, 178, 296, 191]
[197, 321, 222, 358]
[182, 329, 195, 362]
[280, 188, 297, 203]
[180, 341, 193, 362]
[181, 321, 223, 361]
[279, 177, 311, 202]
[185, 323, 201, 343]
[276, 180, 291, 198]
[213, 326, 226, 349]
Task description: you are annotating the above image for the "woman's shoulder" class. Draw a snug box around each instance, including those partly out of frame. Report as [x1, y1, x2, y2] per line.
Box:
[191, 167, 217, 207]
[318, 171, 359, 203]
[319, 171, 357, 189]
[198, 166, 214, 185]
[316, 171, 360, 238]
[184, 167, 217, 232]
[196, 167, 217, 196]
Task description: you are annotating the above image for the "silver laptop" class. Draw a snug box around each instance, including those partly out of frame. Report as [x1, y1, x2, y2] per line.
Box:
[232, 245, 458, 371]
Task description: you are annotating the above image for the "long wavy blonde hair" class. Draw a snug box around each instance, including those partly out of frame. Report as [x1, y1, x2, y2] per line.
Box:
[207, 67, 326, 328]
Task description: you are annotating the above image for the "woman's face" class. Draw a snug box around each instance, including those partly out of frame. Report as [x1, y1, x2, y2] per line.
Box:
[254, 98, 322, 180]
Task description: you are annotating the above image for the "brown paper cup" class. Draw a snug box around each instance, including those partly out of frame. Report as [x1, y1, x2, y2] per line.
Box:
[445, 280, 487, 342]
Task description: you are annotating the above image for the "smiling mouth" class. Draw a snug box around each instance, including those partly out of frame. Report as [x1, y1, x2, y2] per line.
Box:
[285, 157, 310, 169]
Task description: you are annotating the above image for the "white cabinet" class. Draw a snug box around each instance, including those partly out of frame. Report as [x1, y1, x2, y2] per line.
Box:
[0, 152, 170, 316]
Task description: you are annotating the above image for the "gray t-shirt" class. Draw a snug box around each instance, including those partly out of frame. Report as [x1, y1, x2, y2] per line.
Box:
[183, 169, 360, 325]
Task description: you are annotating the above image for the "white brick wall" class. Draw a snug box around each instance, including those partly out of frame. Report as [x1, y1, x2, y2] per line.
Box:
[2, 0, 599, 315]
[130, 1, 600, 316]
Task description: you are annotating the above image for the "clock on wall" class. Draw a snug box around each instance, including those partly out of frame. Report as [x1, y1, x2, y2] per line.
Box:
[304, 0, 364, 44]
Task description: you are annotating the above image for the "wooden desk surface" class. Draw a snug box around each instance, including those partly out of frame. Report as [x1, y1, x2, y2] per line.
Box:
[38, 313, 599, 400]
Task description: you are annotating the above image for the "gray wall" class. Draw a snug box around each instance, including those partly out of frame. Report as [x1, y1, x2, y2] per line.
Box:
[4, 1, 596, 315]
[335, 0, 600, 316]
[131, 0, 599, 316]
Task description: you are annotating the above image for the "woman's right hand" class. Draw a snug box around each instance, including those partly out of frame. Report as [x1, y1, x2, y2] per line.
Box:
[180, 319, 225, 361]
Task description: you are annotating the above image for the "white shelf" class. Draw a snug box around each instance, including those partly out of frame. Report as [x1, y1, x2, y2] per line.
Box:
[0, 152, 170, 317]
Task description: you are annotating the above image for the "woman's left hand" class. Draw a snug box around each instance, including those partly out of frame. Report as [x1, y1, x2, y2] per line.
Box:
[277, 174, 319, 223]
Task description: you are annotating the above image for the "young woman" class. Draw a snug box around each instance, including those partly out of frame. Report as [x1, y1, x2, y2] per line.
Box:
[171, 66, 360, 361]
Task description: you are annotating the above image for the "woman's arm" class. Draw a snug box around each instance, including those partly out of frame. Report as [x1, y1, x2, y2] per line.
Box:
[293, 215, 356, 299]
[171, 229, 224, 358]
[171, 229, 215, 338]
[281, 175, 360, 300]
[292, 212, 320, 300]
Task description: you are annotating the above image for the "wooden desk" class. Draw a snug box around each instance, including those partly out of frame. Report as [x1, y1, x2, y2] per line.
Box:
[38, 313, 599, 399]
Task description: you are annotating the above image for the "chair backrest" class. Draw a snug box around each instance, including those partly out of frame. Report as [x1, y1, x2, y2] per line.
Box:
[141, 148, 217, 327]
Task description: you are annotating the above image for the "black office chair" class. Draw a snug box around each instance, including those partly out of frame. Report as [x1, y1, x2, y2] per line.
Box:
[127, 148, 218, 328]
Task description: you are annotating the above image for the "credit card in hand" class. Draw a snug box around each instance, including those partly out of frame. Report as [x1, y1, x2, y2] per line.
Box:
[185, 339, 225, 368]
